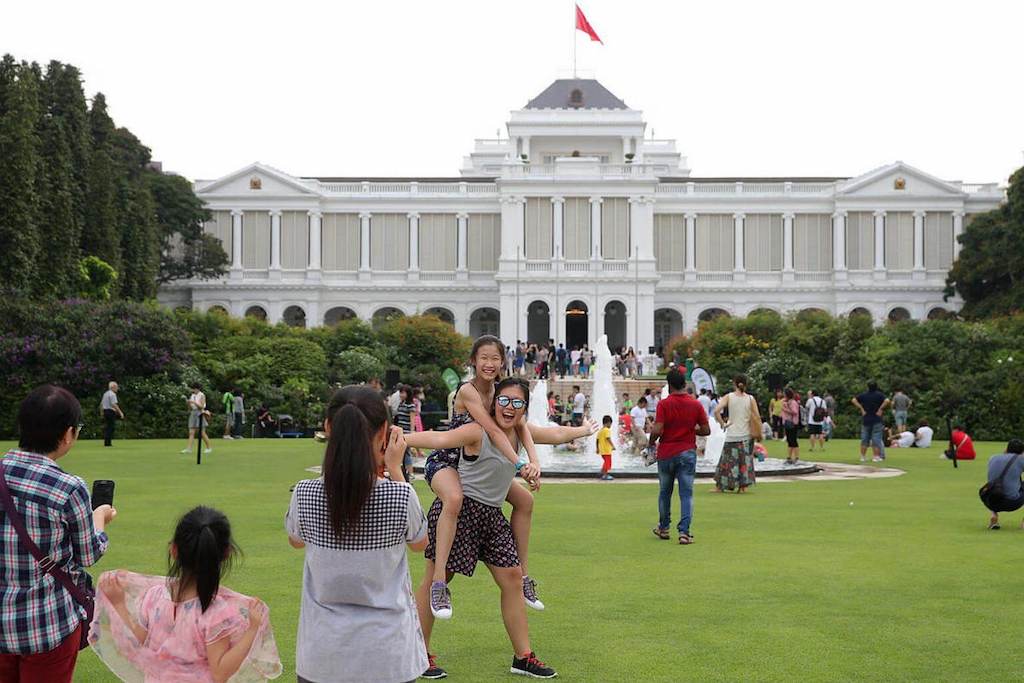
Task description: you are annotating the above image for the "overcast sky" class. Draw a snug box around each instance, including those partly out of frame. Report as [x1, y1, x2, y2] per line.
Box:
[4, 0, 1021, 183]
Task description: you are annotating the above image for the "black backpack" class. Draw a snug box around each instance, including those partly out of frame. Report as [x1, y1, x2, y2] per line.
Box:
[979, 454, 1021, 511]
[812, 397, 827, 422]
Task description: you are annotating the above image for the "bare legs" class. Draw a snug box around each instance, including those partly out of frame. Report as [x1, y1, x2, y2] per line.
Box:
[428, 469, 464, 583]
[185, 427, 209, 452]
[488, 564, 531, 656]
[505, 483, 534, 577]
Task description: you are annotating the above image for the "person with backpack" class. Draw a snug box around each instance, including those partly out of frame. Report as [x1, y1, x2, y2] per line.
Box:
[805, 389, 828, 452]
[981, 439, 1024, 530]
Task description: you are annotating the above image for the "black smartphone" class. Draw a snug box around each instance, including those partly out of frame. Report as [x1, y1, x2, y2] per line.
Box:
[91, 480, 115, 510]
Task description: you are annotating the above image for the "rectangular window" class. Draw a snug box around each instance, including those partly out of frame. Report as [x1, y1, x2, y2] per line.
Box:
[744, 214, 783, 271]
[654, 214, 685, 273]
[885, 211, 914, 270]
[280, 211, 309, 270]
[203, 210, 232, 256]
[793, 214, 832, 272]
[468, 214, 500, 272]
[601, 197, 630, 260]
[695, 214, 734, 271]
[321, 213, 359, 271]
[419, 214, 457, 271]
[242, 211, 270, 269]
[524, 197, 552, 260]
[924, 212, 953, 270]
[845, 211, 875, 270]
[371, 214, 409, 271]
[563, 197, 591, 260]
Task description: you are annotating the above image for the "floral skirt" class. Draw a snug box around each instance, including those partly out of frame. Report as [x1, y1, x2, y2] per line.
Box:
[715, 439, 756, 490]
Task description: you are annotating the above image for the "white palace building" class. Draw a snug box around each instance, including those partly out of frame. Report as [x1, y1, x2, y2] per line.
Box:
[160, 78, 1005, 353]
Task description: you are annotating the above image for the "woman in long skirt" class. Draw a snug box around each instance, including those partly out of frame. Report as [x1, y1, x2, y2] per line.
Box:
[712, 374, 761, 493]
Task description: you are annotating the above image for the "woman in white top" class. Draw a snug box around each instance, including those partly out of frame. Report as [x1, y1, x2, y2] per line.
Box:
[286, 385, 428, 683]
[182, 382, 212, 454]
[712, 374, 761, 493]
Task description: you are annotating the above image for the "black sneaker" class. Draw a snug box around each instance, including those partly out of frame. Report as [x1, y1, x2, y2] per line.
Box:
[421, 652, 447, 679]
[511, 651, 557, 678]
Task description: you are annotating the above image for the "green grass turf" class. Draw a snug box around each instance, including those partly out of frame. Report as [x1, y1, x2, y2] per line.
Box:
[2, 436, 1020, 682]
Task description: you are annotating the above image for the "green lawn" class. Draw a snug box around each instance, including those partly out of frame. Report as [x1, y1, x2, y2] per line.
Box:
[3, 436, 1019, 682]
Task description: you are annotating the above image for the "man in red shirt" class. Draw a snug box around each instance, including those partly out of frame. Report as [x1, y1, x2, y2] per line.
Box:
[950, 425, 976, 460]
[648, 369, 710, 545]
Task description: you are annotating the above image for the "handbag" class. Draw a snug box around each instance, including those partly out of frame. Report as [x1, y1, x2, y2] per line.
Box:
[747, 395, 762, 442]
[979, 454, 1021, 511]
[0, 465, 95, 650]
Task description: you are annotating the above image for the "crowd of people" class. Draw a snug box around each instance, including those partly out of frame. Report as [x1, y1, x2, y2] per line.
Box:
[507, 339, 652, 380]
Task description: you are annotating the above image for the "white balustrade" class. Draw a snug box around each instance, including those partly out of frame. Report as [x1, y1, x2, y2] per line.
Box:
[419, 272, 457, 281]
[602, 261, 629, 272]
[696, 271, 733, 281]
[563, 260, 590, 273]
[794, 271, 833, 282]
[524, 261, 552, 272]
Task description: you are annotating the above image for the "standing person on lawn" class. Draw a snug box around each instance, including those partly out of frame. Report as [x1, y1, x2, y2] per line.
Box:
[648, 368, 710, 545]
[182, 383, 212, 455]
[853, 381, 890, 462]
[407, 378, 589, 680]
[768, 389, 784, 440]
[891, 388, 912, 433]
[286, 385, 429, 683]
[805, 389, 828, 452]
[0, 385, 118, 683]
[231, 389, 245, 439]
[781, 388, 801, 464]
[100, 381, 124, 447]
[713, 374, 761, 493]
[221, 388, 235, 439]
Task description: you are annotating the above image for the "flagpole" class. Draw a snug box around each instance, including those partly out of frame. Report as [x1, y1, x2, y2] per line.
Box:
[572, 2, 577, 78]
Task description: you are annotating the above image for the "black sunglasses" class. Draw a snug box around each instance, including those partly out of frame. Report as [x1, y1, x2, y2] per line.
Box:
[496, 396, 526, 410]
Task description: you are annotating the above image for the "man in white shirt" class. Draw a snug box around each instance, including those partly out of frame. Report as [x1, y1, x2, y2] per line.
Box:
[629, 397, 649, 451]
[805, 389, 827, 452]
[100, 381, 124, 447]
[571, 386, 586, 426]
[914, 421, 934, 448]
[570, 347, 581, 377]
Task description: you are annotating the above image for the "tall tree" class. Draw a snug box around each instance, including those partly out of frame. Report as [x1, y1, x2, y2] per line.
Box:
[81, 92, 121, 278]
[34, 115, 79, 297]
[146, 171, 228, 283]
[0, 56, 41, 292]
[43, 61, 90, 250]
[945, 165, 1024, 318]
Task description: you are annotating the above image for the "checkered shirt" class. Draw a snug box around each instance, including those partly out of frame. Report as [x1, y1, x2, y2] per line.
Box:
[290, 477, 416, 551]
[0, 449, 109, 654]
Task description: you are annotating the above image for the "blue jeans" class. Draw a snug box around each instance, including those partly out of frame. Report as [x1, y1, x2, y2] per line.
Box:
[657, 450, 696, 535]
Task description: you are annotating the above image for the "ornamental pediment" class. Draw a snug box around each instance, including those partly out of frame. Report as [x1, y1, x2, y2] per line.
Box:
[195, 162, 320, 198]
[837, 161, 963, 197]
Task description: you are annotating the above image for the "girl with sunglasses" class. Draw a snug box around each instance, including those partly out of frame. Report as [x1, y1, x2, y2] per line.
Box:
[405, 377, 588, 679]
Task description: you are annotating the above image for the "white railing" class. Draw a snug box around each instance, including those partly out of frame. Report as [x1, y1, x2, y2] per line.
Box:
[961, 183, 1001, 194]
[563, 260, 590, 273]
[696, 271, 733, 281]
[602, 261, 629, 272]
[790, 182, 835, 193]
[525, 261, 551, 272]
[500, 163, 671, 178]
[317, 181, 498, 195]
[794, 271, 834, 281]
[419, 272, 456, 281]
[656, 181, 836, 195]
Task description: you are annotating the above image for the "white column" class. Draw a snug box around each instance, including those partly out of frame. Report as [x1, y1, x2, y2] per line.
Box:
[407, 212, 420, 277]
[500, 197, 524, 261]
[622, 136, 631, 162]
[307, 210, 322, 277]
[590, 196, 602, 259]
[521, 136, 530, 161]
[782, 212, 794, 281]
[269, 210, 281, 276]
[913, 210, 926, 275]
[832, 210, 846, 277]
[630, 196, 655, 260]
[733, 212, 745, 280]
[230, 210, 243, 278]
[684, 212, 697, 281]
[873, 210, 886, 276]
[953, 211, 965, 260]
[359, 211, 371, 277]
[456, 212, 469, 279]
[551, 197, 564, 258]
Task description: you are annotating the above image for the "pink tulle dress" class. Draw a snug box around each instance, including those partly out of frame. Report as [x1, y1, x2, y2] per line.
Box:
[89, 571, 282, 682]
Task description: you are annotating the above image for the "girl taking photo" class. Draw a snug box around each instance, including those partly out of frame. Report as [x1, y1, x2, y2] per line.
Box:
[286, 385, 428, 683]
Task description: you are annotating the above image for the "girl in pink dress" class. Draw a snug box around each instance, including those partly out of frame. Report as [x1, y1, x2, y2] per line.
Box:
[91, 506, 282, 682]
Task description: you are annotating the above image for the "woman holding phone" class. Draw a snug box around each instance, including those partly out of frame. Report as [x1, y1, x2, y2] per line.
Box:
[286, 385, 429, 683]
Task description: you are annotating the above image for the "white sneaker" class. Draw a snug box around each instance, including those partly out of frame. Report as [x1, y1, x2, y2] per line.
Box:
[222, 435, 233, 440]
[204, 448, 213, 454]
[180, 448, 190, 454]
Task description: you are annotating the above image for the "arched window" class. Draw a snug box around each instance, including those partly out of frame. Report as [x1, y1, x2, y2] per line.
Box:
[244, 305, 267, 321]
[283, 305, 306, 328]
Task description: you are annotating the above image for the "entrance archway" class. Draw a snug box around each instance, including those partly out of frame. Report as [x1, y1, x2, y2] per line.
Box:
[698, 307, 730, 323]
[654, 308, 683, 352]
[324, 306, 356, 326]
[888, 307, 911, 323]
[372, 307, 404, 330]
[423, 307, 455, 327]
[283, 305, 307, 328]
[244, 305, 267, 321]
[526, 301, 550, 344]
[604, 301, 627, 352]
[470, 307, 500, 338]
[565, 300, 589, 350]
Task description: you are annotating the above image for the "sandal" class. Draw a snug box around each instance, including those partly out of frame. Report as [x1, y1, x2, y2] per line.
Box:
[652, 527, 670, 540]
[678, 533, 694, 545]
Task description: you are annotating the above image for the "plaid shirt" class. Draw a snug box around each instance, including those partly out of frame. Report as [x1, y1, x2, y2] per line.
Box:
[0, 449, 108, 654]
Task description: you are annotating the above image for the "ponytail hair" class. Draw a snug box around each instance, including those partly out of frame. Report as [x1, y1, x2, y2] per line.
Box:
[168, 506, 238, 612]
[322, 385, 389, 540]
[733, 373, 749, 393]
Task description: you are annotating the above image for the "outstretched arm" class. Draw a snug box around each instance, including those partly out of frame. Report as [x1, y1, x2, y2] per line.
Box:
[461, 384, 521, 465]
[403, 423, 482, 451]
[206, 598, 265, 683]
[528, 419, 598, 445]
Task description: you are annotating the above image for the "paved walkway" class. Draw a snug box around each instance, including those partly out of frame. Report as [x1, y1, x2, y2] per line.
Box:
[528, 461, 905, 484]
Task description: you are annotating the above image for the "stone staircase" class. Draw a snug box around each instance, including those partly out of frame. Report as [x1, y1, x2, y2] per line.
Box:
[528, 376, 667, 404]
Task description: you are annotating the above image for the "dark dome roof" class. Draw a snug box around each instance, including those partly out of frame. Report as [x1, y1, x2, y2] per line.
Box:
[525, 79, 627, 110]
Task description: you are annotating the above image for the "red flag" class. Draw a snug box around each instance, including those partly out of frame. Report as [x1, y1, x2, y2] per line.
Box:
[575, 4, 603, 44]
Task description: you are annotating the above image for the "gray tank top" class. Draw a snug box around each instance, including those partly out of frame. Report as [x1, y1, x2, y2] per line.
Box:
[458, 429, 519, 508]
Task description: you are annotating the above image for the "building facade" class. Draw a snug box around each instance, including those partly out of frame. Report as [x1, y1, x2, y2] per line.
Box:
[160, 79, 1005, 352]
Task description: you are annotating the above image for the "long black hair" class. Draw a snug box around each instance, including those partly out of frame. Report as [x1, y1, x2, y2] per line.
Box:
[168, 506, 238, 612]
[322, 385, 389, 540]
[470, 335, 507, 373]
